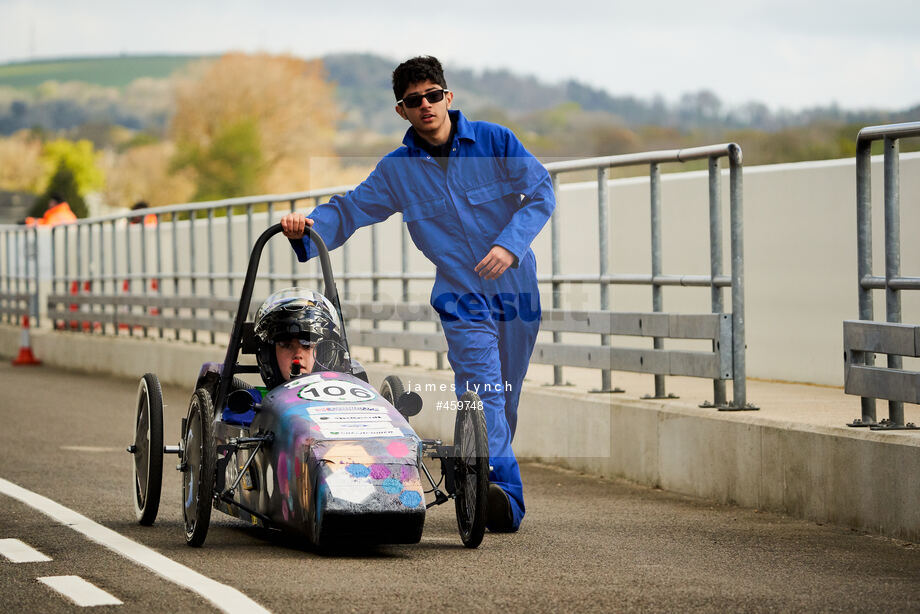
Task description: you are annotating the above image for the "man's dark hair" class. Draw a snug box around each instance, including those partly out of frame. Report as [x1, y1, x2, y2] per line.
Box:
[392, 56, 446, 100]
[49, 192, 64, 205]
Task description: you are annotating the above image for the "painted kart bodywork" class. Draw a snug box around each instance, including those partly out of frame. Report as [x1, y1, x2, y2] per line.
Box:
[208, 368, 426, 545]
[131, 224, 489, 550]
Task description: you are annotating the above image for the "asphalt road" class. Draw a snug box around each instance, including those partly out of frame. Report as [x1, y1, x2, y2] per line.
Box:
[1, 363, 919, 613]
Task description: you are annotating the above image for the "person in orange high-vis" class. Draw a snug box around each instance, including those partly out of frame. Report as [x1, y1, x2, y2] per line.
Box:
[25, 194, 77, 227]
[129, 201, 158, 227]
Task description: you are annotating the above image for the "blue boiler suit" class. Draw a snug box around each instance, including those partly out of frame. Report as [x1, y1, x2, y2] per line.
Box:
[292, 110, 555, 529]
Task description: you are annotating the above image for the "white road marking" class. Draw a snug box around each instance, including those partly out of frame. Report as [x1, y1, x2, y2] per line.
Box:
[38, 576, 123, 607]
[0, 538, 52, 563]
[0, 477, 271, 614]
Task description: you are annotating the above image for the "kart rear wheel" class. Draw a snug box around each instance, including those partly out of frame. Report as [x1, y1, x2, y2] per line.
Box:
[132, 373, 164, 526]
[182, 388, 215, 547]
[380, 375, 406, 406]
[453, 391, 489, 548]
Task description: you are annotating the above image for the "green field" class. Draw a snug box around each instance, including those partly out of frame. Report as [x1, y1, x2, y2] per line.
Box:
[0, 55, 212, 89]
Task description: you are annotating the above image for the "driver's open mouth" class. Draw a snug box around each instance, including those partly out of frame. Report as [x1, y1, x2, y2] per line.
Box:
[421, 113, 435, 120]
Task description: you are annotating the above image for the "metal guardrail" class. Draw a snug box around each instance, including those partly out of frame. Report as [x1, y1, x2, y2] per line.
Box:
[545, 144, 752, 409]
[10, 146, 752, 407]
[0, 224, 40, 326]
[844, 121, 920, 430]
[49, 295, 734, 383]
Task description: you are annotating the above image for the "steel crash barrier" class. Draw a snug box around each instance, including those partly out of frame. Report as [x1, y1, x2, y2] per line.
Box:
[33, 146, 752, 409]
[844, 121, 920, 430]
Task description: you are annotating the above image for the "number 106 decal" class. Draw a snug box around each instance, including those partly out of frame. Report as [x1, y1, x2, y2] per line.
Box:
[298, 382, 377, 403]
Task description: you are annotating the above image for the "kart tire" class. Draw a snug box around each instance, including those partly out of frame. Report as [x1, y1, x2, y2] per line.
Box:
[453, 391, 489, 548]
[182, 388, 215, 547]
[132, 373, 164, 526]
[380, 375, 406, 407]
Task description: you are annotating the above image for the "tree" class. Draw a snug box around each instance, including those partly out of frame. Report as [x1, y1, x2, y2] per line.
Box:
[24, 138, 103, 218]
[0, 131, 44, 192]
[40, 138, 105, 195]
[172, 118, 262, 201]
[100, 140, 195, 208]
[29, 162, 88, 218]
[170, 53, 339, 199]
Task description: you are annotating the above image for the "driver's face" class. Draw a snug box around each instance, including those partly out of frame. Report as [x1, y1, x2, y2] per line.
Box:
[275, 338, 315, 380]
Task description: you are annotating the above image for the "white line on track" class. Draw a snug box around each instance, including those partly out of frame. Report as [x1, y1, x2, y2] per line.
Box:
[38, 576, 123, 607]
[0, 477, 270, 614]
[0, 538, 52, 563]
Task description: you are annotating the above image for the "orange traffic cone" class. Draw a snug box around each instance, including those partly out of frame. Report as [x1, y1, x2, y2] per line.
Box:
[12, 315, 41, 366]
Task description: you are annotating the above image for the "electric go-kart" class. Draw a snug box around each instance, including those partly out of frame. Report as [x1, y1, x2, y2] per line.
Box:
[127, 224, 489, 548]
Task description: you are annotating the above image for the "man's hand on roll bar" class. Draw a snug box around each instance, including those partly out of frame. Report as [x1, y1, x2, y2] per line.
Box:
[280, 213, 314, 240]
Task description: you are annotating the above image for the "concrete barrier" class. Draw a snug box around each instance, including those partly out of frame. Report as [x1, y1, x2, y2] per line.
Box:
[3, 324, 918, 542]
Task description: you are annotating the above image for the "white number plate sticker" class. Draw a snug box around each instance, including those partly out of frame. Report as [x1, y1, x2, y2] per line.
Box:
[297, 382, 377, 403]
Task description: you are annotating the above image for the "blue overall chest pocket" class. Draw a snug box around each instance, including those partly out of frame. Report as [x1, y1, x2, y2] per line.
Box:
[465, 179, 515, 206]
[402, 196, 447, 222]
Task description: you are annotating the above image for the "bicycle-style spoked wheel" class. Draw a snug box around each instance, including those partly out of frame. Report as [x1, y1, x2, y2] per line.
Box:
[182, 388, 215, 547]
[132, 373, 164, 525]
[453, 391, 489, 548]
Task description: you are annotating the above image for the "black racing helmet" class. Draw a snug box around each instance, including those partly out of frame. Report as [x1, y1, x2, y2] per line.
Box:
[253, 287, 346, 388]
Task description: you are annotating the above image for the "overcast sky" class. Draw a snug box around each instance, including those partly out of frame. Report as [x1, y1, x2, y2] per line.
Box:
[1, 0, 918, 111]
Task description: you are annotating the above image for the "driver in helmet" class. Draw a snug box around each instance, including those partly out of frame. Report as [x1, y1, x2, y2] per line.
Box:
[253, 287, 345, 389]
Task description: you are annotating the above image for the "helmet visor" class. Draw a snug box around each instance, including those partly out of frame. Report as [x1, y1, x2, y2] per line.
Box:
[312, 338, 351, 374]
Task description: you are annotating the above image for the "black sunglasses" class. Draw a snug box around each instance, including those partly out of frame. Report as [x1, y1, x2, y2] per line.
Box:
[397, 89, 450, 108]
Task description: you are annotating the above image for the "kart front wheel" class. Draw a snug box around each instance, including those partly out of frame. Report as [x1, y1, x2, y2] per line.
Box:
[453, 391, 489, 548]
[132, 373, 164, 525]
[380, 375, 406, 406]
[181, 388, 215, 547]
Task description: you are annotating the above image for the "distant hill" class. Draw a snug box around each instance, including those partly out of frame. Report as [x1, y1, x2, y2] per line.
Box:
[0, 53, 916, 146]
[0, 55, 210, 89]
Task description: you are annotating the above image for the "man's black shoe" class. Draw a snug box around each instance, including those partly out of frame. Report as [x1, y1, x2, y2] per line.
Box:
[486, 484, 517, 533]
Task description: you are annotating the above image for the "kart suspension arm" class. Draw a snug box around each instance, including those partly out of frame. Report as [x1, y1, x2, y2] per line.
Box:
[216, 433, 273, 496]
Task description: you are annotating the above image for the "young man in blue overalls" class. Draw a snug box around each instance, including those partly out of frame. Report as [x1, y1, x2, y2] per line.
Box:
[281, 56, 555, 532]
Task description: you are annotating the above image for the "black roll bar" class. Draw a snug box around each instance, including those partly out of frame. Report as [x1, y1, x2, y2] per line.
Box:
[214, 224, 347, 413]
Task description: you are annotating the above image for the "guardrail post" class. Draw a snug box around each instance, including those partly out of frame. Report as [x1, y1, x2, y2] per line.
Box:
[207, 208, 215, 343]
[95, 222, 105, 334]
[266, 202, 275, 295]
[850, 139, 877, 425]
[288, 200, 296, 288]
[592, 167, 623, 394]
[188, 210, 197, 343]
[550, 171, 564, 386]
[63, 226, 70, 329]
[23, 227, 32, 326]
[110, 220, 119, 335]
[883, 137, 905, 426]
[725, 145, 754, 409]
[31, 225, 39, 328]
[229, 205, 237, 296]
[701, 156, 728, 408]
[371, 223, 380, 363]
[402, 222, 410, 367]
[136, 218, 146, 337]
[5, 229, 12, 324]
[644, 162, 674, 399]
